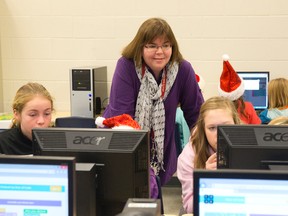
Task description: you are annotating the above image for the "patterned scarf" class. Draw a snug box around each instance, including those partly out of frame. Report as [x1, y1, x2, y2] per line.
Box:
[135, 61, 179, 175]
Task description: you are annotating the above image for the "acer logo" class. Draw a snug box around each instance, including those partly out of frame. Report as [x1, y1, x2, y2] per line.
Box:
[263, 132, 288, 142]
[72, 136, 106, 145]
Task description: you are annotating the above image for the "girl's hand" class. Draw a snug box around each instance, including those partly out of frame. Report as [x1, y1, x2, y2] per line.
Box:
[205, 153, 217, 170]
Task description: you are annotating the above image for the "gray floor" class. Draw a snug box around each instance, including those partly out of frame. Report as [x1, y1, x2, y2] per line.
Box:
[162, 183, 182, 215]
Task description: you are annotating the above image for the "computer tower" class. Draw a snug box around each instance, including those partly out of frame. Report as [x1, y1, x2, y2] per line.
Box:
[70, 66, 107, 118]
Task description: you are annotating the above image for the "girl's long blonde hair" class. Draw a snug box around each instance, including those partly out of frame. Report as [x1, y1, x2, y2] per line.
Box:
[268, 78, 288, 109]
[192, 96, 241, 168]
[268, 116, 288, 125]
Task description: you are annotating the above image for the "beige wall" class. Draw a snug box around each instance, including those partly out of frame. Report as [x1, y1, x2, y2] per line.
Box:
[1, 0, 288, 113]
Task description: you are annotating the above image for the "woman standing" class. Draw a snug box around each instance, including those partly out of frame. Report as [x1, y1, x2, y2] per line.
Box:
[102, 17, 204, 197]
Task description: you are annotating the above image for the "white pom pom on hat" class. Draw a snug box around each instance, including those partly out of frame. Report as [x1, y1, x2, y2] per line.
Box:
[218, 54, 245, 101]
[222, 54, 230, 61]
[95, 116, 105, 128]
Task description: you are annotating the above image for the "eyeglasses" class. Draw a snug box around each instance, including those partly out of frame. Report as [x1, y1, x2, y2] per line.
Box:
[144, 43, 172, 52]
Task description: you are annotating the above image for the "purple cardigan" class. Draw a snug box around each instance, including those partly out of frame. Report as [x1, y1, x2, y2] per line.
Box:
[103, 57, 204, 190]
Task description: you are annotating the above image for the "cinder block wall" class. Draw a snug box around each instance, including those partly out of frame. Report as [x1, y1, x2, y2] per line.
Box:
[1, 0, 288, 113]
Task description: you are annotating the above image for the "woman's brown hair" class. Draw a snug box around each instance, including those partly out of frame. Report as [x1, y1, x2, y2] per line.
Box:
[122, 17, 183, 68]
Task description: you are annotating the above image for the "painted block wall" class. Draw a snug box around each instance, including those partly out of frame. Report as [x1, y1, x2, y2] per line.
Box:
[1, 0, 288, 113]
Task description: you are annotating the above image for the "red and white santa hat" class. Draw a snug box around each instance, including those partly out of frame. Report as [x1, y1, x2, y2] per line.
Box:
[218, 54, 245, 101]
[95, 114, 141, 130]
[195, 73, 206, 91]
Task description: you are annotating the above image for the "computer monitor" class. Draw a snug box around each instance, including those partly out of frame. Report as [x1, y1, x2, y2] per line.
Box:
[193, 169, 288, 216]
[237, 71, 269, 110]
[0, 155, 76, 216]
[217, 124, 288, 170]
[32, 128, 150, 216]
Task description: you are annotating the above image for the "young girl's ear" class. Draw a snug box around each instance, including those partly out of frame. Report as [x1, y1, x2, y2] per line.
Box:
[13, 109, 20, 121]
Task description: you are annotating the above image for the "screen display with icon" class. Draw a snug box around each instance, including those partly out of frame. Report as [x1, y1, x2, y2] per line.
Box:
[0, 155, 76, 216]
[194, 169, 288, 216]
[237, 71, 269, 110]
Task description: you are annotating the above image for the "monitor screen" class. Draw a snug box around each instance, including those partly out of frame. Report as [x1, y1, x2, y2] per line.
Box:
[0, 155, 76, 216]
[217, 124, 288, 170]
[32, 128, 150, 216]
[193, 169, 288, 216]
[237, 71, 269, 110]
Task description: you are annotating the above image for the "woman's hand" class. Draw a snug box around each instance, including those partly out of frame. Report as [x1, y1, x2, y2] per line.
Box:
[205, 152, 217, 170]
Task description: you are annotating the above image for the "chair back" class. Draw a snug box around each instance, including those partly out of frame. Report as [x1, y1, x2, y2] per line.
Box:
[55, 116, 96, 128]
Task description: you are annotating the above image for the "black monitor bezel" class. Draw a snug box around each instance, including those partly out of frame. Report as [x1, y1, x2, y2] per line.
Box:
[193, 168, 288, 215]
[0, 155, 76, 216]
[217, 124, 288, 170]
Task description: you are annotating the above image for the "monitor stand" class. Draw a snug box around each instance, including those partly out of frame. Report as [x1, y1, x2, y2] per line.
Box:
[261, 160, 288, 171]
[268, 164, 288, 171]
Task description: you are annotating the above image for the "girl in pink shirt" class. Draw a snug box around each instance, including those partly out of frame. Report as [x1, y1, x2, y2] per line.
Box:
[177, 96, 241, 214]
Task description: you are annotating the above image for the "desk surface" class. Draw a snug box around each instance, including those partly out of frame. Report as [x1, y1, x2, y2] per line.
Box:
[0, 119, 12, 129]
